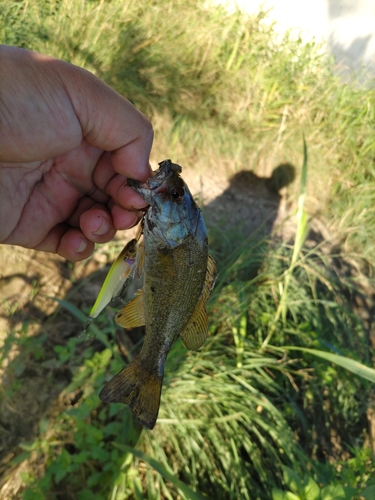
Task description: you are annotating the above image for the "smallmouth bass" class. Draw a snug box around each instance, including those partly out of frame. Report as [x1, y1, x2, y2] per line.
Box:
[99, 159, 217, 429]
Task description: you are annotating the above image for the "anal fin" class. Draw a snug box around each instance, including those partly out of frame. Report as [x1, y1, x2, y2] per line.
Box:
[115, 290, 145, 328]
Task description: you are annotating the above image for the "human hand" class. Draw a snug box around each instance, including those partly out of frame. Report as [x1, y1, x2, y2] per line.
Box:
[0, 45, 153, 261]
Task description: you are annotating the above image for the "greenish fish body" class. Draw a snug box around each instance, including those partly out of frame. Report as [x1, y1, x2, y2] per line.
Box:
[99, 159, 216, 429]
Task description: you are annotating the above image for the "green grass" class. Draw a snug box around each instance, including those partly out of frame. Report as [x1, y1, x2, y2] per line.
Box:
[1, 0, 375, 499]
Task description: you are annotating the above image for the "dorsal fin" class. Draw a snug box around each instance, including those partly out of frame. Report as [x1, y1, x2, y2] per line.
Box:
[201, 254, 217, 303]
[180, 254, 217, 350]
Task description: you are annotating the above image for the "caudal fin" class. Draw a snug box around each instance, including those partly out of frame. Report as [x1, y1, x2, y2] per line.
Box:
[99, 357, 162, 430]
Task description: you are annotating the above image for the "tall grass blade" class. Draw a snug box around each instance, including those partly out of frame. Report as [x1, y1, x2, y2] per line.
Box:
[281, 346, 375, 383]
[261, 137, 309, 350]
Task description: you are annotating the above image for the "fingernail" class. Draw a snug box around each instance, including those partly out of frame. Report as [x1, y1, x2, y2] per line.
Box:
[76, 238, 88, 253]
[133, 201, 149, 210]
[132, 193, 148, 210]
[93, 216, 110, 236]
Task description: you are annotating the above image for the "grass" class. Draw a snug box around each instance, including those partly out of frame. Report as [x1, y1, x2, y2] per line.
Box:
[1, 0, 375, 499]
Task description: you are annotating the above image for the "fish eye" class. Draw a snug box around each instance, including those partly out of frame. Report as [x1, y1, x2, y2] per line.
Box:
[170, 187, 184, 201]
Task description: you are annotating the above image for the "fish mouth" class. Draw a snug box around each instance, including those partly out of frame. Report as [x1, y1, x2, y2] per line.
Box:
[127, 159, 182, 204]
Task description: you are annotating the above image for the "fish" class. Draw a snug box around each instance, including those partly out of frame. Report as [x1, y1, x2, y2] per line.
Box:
[83, 235, 140, 332]
[99, 159, 217, 429]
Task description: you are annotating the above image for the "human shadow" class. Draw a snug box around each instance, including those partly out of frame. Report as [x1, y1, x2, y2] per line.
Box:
[203, 163, 296, 276]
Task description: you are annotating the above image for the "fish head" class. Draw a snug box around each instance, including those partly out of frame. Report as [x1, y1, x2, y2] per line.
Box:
[128, 159, 204, 247]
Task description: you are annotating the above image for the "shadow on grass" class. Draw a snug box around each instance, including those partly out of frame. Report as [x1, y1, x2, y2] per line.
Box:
[204, 163, 296, 278]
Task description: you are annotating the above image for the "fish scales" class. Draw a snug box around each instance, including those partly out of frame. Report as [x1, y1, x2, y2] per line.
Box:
[99, 159, 216, 429]
[142, 234, 208, 373]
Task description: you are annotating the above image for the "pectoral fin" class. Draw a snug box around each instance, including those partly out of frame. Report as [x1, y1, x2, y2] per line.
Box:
[115, 290, 145, 328]
[180, 300, 208, 351]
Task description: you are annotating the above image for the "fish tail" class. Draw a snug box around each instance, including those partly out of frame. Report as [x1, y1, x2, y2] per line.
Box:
[99, 357, 162, 430]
